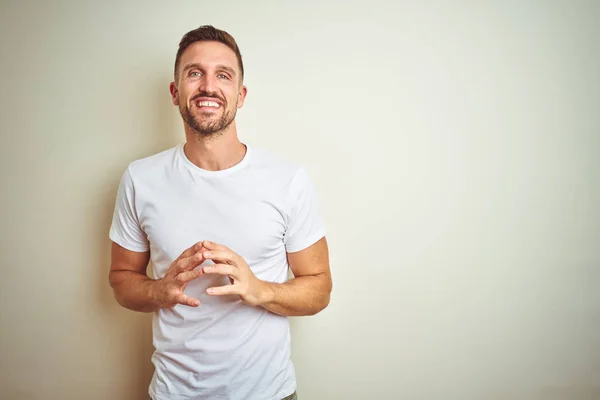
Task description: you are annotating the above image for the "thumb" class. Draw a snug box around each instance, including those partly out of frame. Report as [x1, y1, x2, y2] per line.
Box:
[176, 293, 200, 307]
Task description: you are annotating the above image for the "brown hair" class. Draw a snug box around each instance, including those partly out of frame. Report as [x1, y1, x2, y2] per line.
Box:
[174, 25, 244, 82]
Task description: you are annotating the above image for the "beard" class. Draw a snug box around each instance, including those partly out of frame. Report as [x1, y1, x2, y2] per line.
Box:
[180, 93, 237, 137]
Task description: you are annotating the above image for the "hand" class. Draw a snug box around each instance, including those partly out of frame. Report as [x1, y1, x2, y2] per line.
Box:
[200, 240, 269, 307]
[150, 241, 207, 308]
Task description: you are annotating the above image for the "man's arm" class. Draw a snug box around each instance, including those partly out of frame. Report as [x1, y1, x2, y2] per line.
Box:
[109, 241, 208, 312]
[109, 242, 157, 312]
[201, 237, 332, 316]
[258, 237, 332, 316]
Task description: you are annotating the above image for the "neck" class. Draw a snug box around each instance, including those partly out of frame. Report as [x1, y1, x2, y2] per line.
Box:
[183, 121, 246, 171]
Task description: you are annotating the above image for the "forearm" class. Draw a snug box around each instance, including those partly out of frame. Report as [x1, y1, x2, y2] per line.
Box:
[258, 274, 331, 317]
[109, 271, 160, 313]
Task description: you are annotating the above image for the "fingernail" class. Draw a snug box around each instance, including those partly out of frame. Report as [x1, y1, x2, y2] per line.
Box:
[204, 251, 211, 257]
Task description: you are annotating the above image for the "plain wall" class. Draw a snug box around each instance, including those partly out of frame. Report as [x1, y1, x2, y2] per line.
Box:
[1, 1, 598, 399]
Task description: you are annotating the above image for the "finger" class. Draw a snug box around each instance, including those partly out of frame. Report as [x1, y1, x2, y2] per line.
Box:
[206, 284, 238, 296]
[178, 241, 205, 260]
[202, 263, 238, 278]
[173, 251, 205, 273]
[177, 267, 205, 283]
[202, 240, 229, 251]
[176, 293, 200, 307]
[202, 249, 236, 265]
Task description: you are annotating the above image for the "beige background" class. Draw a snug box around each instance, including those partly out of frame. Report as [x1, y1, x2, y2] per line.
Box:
[1, 1, 599, 399]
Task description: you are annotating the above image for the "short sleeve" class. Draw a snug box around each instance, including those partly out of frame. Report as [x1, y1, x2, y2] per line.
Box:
[284, 168, 327, 253]
[109, 166, 150, 252]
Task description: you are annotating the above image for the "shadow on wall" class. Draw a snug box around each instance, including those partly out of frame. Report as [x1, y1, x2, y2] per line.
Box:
[91, 76, 182, 400]
[95, 180, 155, 399]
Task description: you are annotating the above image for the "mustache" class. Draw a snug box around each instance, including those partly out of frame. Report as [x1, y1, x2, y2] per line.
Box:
[191, 91, 225, 104]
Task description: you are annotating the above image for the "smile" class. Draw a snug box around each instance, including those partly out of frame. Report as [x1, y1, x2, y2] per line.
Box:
[195, 100, 221, 108]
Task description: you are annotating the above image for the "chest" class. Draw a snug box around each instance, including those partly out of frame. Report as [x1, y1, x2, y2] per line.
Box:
[137, 179, 288, 277]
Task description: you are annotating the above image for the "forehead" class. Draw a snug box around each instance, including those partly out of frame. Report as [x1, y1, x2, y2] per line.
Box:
[179, 41, 239, 72]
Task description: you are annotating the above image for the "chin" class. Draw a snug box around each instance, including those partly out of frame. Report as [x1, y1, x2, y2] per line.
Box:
[195, 119, 218, 130]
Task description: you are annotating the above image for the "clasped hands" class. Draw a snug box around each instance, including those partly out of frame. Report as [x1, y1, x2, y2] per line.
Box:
[151, 240, 269, 309]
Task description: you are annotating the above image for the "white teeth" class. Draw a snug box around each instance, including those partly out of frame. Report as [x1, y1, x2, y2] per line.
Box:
[197, 101, 220, 107]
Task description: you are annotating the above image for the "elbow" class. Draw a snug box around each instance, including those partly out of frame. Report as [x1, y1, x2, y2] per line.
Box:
[108, 272, 127, 308]
[321, 277, 333, 309]
[108, 270, 120, 291]
[309, 295, 330, 316]
[320, 293, 331, 312]
[322, 277, 332, 309]
[311, 285, 332, 315]
[110, 285, 126, 308]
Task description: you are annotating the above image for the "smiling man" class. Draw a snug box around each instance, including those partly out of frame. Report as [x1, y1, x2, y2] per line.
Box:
[108, 25, 331, 400]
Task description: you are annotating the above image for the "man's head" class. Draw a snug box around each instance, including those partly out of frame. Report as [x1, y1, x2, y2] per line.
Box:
[170, 25, 247, 137]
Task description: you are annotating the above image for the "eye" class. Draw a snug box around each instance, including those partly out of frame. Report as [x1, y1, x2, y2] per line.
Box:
[189, 71, 201, 77]
[217, 74, 230, 80]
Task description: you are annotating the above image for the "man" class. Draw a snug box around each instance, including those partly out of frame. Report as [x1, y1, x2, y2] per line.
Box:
[108, 25, 332, 400]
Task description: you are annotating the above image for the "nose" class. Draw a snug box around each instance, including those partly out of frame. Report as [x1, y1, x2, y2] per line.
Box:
[199, 73, 218, 94]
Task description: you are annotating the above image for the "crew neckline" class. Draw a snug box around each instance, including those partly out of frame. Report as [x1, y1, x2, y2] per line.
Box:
[177, 142, 252, 177]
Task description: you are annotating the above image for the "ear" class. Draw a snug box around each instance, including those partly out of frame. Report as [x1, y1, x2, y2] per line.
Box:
[236, 85, 248, 108]
[169, 81, 179, 106]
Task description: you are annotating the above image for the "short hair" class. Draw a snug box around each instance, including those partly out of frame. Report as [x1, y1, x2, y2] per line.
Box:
[174, 25, 244, 82]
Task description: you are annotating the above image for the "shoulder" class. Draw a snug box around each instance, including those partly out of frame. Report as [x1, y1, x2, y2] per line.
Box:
[125, 144, 180, 182]
[247, 146, 319, 209]
[248, 145, 306, 183]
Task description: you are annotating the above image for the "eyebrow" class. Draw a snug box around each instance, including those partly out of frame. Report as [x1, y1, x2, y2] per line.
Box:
[182, 63, 237, 77]
[216, 64, 236, 76]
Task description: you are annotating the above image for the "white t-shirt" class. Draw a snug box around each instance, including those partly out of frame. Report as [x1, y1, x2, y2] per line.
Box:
[109, 143, 326, 400]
